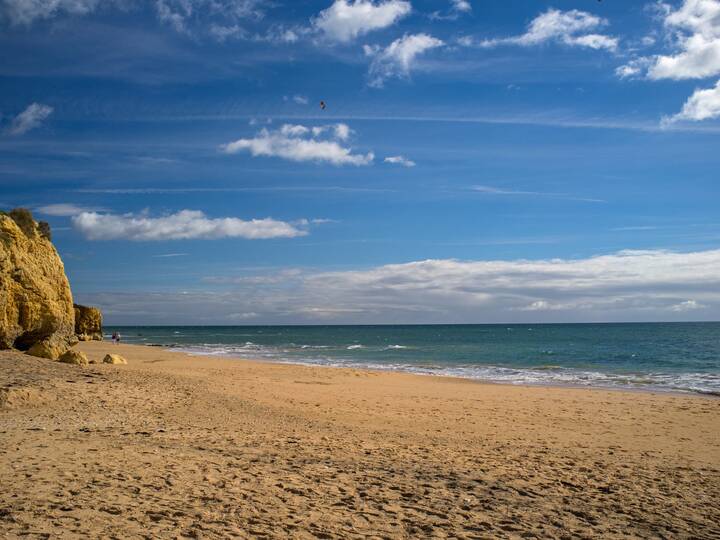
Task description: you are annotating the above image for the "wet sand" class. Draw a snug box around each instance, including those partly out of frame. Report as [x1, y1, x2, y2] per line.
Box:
[1, 341, 719, 539]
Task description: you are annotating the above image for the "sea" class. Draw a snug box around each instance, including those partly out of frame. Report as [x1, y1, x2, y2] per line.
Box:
[107, 323, 720, 396]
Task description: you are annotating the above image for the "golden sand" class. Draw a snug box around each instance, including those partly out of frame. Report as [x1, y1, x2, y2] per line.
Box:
[1, 341, 719, 539]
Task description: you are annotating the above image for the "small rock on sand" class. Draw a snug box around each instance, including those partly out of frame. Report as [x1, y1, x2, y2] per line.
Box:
[58, 350, 89, 366]
[103, 354, 127, 365]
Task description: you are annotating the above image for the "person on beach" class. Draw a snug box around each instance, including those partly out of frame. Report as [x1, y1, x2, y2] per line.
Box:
[116, 332, 121, 344]
[111, 332, 117, 344]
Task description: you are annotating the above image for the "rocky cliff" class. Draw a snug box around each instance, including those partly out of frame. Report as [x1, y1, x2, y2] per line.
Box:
[74, 304, 103, 341]
[0, 209, 76, 357]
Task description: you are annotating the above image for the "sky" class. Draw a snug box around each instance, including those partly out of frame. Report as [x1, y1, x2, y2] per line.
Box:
[1, 0, 719, 325]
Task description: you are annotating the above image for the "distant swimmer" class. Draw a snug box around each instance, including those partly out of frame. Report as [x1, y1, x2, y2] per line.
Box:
[320, 100, 326, 110]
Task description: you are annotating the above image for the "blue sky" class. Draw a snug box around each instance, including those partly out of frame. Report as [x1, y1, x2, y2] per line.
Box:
[2, 0, 719, 324]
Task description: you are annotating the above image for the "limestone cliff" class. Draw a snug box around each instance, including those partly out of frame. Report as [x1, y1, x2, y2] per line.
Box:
[0, 209, 75, 356]
[74, 304, 103, 341]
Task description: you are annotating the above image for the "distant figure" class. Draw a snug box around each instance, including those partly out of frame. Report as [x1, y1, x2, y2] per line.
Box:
[111, 331, 117, 344]
[116, 332, 121, 344]
[320, 100, 326, 110]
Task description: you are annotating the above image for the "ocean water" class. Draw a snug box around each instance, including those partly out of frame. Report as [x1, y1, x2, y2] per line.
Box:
[107, 323, 720, 396]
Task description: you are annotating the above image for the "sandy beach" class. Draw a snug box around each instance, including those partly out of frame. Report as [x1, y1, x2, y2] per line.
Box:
[1, 341, 719, 539]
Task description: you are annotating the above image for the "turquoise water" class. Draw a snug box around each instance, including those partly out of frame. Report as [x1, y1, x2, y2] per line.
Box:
[108, 323, 720, 395]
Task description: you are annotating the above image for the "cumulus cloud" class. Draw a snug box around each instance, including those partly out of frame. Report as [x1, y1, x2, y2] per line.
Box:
[615, 1, 720, 124]
[35, 203, 103, 216]
[479, 9, 618, 51]
[221, 123, 373, 166]
[86, 248, 720, 324]
[367, 33, 444, 87]
[384, 155, 415, 167]
[71, 210, 308, 241]
[7, 103, 53, 135]
[663, 79, 720, 123]
[648, 0, 720, 80]
[314, 0, 411, 43]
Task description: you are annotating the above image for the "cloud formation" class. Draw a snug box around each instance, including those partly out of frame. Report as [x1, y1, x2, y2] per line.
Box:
[36, 203, 103, 216]
[1, 0, 100, 25]
[648, 0, 720, 80]
[384, 155, 416, 167]
[663, 79, 720, 123]
[450, 0, 471, 14]
[155, 0, 264, 34]
[430, 0, 471, 21]
[221, 123, 374, 165]
[314, 0, 411, 43]
[85, 248, 720, 324]
[479, 9, 618, 51]
[367, 33, 444, 87]
[72, 210, 308, 241]
[7, 102, 53, 135]
[1, 0, 266, 39]
[616, 1, 720, 124]
[473, 185, 605, 203]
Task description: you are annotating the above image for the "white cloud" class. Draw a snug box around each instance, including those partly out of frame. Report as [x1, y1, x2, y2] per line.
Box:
[155, 0, 187, 33]
[616, 1, 720, 124]
[314, 0, 411, 43]
[153, 0, 266, 36]
[221, 123, 373, 166]
[670, 299, 706, 312]
[615, 57, 653, 78]
[1, 0, 100, 25]
[648, 0, 720, 80]
[568, 33, 619, 51]
[71, 210, 308, 241]
[384, 155, 416, 167]
[456, 35, 474, 47]
[480, 9, 618, 51]
[36, 203, 103, 216]
[257, 24, 310, 44]
[292, 95, 309, 105]
[2, 0, 265, 34]
[333, 122, 351, 140]
[473, 185, 605, 203]
[367, 33, 444, 87]
[430, 0, 471, 20]
[663, 79, 720, 123]
[209, 24, 246, 41]
[451, 0, 471, 13]
[279, 123, 310, 137]
[87, 248, 720, 324]
[290, 249, 720, 321]
[641, 35, 657, 47]
[7, 103, 53, 135]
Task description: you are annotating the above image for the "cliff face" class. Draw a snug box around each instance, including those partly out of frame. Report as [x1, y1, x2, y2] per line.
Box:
[74, 304, 103, 341]
[0, 209, 76, 356]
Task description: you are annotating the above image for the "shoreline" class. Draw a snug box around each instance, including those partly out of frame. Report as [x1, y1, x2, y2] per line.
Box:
[156, 342, 720, 399]
[2, 341, 719, 538]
